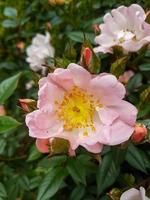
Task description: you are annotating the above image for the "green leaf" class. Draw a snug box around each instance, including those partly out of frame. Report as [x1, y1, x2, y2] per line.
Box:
[97, 151, 120, 195]
[38, 155, 67, 169]
[0, 182, 7, 198]
[0, 139, 6, 154]
[139, 63, 150, 71]
[0, 116, 21, 133]
[127, 73, 142, 93]
[3, 7, 17, 18]
[67, 157, 86, 185]
[70, 185, 85, 200]
[2, 19, 19, 28]
[110, 56, 127, 78]
[37, 167, 68, 200]
[125, 144, 147, 173]
[138, 119, 150, 129]
[67, 31, 94, 44]
[0, 73, 21, 103]
[27, 145, 42, 162]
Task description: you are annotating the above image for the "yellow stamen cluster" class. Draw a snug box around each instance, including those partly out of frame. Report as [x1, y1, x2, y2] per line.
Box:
[55, 86, 102, 134]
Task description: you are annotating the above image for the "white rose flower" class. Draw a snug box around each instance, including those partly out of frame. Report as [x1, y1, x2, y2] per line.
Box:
[120, 187, 150, 200]
[26, 32, 54, 71]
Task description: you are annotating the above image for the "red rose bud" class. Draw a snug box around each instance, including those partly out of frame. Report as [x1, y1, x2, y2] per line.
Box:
[131, 124, 148, 143]
[81, 47, 92, 68]
[19, 99, 36, 112]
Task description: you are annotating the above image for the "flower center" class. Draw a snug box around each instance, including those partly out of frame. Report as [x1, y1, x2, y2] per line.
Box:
[117, 30, 136, 43]
[55, 86, 102, 133]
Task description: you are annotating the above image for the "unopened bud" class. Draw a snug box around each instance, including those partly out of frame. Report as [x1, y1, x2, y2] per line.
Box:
[82, 47, 92, 68]
[46, 22, 52, 30]
[108, 188, 121, 200]
[0, 105, 6, 116]
[118, 70, 134, 85]
[92, 24, 100, 34]
[19, 99, 36, 112]
[48, 0, 65, 5]
[16, 41, 25, 50]
[131, 124, 148, 143]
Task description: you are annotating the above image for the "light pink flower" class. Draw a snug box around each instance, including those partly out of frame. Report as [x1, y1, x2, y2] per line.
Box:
[118, 70, 134, 85]
[26, 32, 54, 71]
[120, 187, 150, 200]
[94, 4, 150, 53]
[26, 63, 137, 153]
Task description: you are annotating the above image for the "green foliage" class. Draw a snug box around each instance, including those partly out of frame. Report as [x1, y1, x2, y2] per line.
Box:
[0, 0, 150, 199]
[37, 167, 68, 200]
[0, 116, 21, 133]
[0, 73, 21, 103]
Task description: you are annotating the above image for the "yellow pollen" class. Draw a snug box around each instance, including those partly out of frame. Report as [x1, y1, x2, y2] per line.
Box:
[55, 86, 102, 133]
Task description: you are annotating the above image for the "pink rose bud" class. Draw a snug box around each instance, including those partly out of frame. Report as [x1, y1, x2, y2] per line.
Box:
[19, 99, 36, 112]
[48, 0, 65, 5]
[132, 124, 148, 143]
[0, 105, 6, 116]
[118, 70, 134, 85]
[83, 47, 92, 68]
[16, 41, 25, 50]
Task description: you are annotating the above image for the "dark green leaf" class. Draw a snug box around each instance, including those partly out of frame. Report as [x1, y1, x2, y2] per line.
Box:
[3, 7, 17, 18]
[127, 73, 142, 92]
[67, 32, 94, 44]
[37, 167, 68, 200]
[2, 19, 19, 28]
[139, 63, 150, 71]
[38, 155, 67, 168]
[125, 144, 147, 173]
[70, 185, 85, 200]
[110, 57, 127, 78]
[0, 73, 21, 103]
[97, 151, 120, 195]
[0, 116, 21, 133]
[67, 157, 86, 185]
[27, 145, 42, 162]
[0, 182, 7, 198]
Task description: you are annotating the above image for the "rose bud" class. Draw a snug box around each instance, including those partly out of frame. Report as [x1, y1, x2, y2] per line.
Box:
[131, 124, 148, 143]
[92, 24, 101, 34]
[48, 0, 65, 5]
[0, 105, 6, 116]
[16, 41, 25, 50]
[19, 99, 37, 112]
[108, 188, 121, 200]
[82, 47, 93, 68]
[36, 138, 75, 156]
[118, 70, 134, 85]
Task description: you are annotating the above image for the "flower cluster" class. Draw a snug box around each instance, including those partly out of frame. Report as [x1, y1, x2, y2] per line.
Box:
[25, 4, 150, 155]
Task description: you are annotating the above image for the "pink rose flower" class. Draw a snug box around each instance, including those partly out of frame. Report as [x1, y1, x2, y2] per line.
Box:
[120, 187, 150, 200]
[94, 4, 150, 54]
[26, 63, 137, 153]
